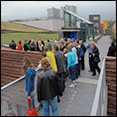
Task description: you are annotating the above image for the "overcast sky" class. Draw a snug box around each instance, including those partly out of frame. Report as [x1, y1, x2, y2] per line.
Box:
[1, 1, 116, 23]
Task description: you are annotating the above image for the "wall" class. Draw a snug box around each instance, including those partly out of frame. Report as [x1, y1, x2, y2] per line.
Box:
[105, 57, 116, 116]
[1, 49, 43, 87]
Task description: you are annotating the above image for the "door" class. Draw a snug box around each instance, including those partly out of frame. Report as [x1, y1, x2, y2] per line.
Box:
[71, 32, 76, 42]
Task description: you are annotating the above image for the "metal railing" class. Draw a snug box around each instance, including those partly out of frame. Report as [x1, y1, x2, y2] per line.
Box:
[90, 58, 107, 116]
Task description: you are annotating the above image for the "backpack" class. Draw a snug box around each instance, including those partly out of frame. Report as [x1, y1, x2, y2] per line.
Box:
[75, 46, 84, 57]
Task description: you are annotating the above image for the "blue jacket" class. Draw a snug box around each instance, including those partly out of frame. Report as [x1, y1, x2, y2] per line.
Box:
[72, 47, 78, 64]
[65, 51, 76, 70]
[86, 41, 93, 54]
[25, 68, 36, 96]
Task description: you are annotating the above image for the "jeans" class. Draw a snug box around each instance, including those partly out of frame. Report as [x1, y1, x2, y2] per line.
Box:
[75, 64, 79, 79]
[69, 65, 76, 82]
[26, 94, 36, 110]
[41, 96, 58, 116]
[81, 56, 85, 70]
[78, 60, 80, 75]
[58, 72, 65, 92]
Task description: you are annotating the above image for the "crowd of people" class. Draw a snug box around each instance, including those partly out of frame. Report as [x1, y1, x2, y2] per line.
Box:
[21, 36, 103, 116]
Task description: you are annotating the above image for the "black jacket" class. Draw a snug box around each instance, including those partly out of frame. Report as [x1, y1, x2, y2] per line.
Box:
[81, 44, 86, 54]
[92, 47, 100, 63]
[36, 40, 45, 51]
[9, 43, 16, 49]
[37, 68, 62, 102]
[23, 40, 31, 51]
[107, 45, 116, 57]
[30, 43, 35, 51]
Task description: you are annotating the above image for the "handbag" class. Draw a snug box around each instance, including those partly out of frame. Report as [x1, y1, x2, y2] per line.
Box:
[27, 99, 38, 116]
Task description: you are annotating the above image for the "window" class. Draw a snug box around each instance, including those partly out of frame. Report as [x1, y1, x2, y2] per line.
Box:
[93, 16, 99, 20]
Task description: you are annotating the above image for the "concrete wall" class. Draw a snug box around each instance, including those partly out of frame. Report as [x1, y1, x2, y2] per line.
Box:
[14, 19, 64, 31]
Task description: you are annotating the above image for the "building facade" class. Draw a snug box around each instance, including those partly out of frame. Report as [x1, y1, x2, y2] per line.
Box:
[61, 5, 77, 19]
[59, 9, 94, 42]
[14, 19, 64, 32]
[47, 7, 61, 19]
[89, 15, 102, 35]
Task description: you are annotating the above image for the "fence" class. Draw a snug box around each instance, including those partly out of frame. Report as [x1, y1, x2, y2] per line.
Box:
[90, 58, 108, 116]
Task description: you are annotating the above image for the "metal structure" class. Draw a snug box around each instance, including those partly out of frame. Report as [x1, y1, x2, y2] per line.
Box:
[90, 58, 108, 116]
[103, 20, 116, 35]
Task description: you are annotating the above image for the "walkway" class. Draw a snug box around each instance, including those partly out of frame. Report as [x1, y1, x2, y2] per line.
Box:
[37, 35, 111, 116]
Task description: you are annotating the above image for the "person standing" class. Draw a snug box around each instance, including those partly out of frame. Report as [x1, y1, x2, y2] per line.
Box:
[46, 39, 52, 51]
[44, 47, 58, 72]
[79, 40, 86, 70]
[30, 39, 35, 51]
[17, 40, 23, 51]
[23, 56, 36, 110]
[37, 41, 44, 52]
[69, 43, 79, 79]
[53, 44, 66, 92]
[86, 37, 93, 72]
[37, 58, 62, 116]
[36, 36, 45, 50]
[75, 39, 81, 76]
[9, 39, 16, 49]
[23, 40, 31, 51]
[65, 44, 77, 88]
[107, 42, 116, 57]
[92, 42, 101, 76]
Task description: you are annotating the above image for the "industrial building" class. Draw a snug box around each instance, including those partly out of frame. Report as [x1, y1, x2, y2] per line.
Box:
[59, 9, 94, 42]
[89, 15, 102, 35]
[47, 7, 61, 19]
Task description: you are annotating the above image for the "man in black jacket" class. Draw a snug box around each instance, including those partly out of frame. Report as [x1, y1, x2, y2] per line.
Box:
[37, 58, 62, 116]
[9, 39, 16, 49]
[23, 40, 31, 51]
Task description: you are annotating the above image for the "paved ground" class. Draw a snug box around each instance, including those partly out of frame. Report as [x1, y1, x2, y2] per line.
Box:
[37, 35, 112, 116]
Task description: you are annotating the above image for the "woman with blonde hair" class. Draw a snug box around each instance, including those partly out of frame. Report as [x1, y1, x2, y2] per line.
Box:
[23, 56, 36, 110]
[92, 42, 101, 76]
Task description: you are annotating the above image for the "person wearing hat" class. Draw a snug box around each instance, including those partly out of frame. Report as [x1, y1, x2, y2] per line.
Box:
[9, 39, 16, 49]
[23, 39, 31, 51]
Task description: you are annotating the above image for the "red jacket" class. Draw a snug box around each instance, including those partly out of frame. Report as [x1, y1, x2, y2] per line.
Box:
[17, 44, 23, 50]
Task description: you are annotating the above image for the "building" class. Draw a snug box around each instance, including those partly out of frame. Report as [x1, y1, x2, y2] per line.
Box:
[89, 15, 102, 35]
[47, 7, 61, 19]
[59, 9, 94, 42]
[103, 20, 116, 35]
[14, 19, 64, 32]
[61, 5, 77, 19]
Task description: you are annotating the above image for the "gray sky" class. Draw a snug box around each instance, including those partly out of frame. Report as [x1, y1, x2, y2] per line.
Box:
[1, 1, 116, 23]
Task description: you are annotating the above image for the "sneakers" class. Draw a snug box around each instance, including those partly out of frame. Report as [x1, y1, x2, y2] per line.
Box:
[69, 83, 75, 88]
[69, 83, 77, 88]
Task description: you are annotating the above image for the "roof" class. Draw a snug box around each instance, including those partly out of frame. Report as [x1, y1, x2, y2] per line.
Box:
[64, 9, 93, 24]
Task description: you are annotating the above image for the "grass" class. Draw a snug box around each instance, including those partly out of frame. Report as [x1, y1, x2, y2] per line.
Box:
[1, 21, 49, 32]
[1, 32, 58, 47]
